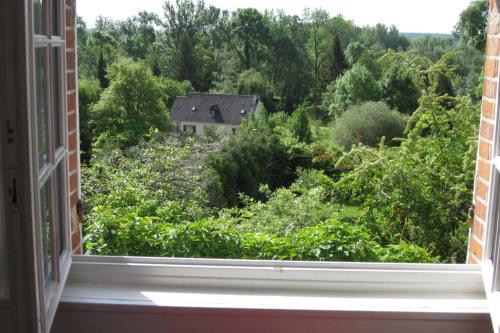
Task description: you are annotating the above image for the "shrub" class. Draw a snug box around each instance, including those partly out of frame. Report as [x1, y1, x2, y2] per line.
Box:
[331, 101, 406, 149]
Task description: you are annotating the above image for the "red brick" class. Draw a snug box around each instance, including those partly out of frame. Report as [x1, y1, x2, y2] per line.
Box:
[482, 99, 496, 119]
[472, 219, 485, 240]
[476, 179, 489, 201]
[67, 71, 75, 91]
[71, 231, 81, 249]
[479, 139, 492, 161]
[67, 92, 76, 113]
[69, 151, 78, 171]
[468, 254, 480, 264]
[68, 131, 77, 151]
[477, 158, 492, 181]
[485, 57, 499, 78]
[480, 120, 495, 141]
[66, 8, 75, 28]
[486, 37, 500, 57]
[67, 112, 76, 133]
[475, 200, 488, 222]
[469, 236, 484, 259]
[69, 172, 78, 193]
[483, 78, 498, 99]
[66, 29, 75, 49]
[70, 190, 78, 208]
[66, 51, 75, 71]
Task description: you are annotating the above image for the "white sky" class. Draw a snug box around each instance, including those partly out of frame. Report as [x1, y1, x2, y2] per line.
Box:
[77, 0, 474, 33]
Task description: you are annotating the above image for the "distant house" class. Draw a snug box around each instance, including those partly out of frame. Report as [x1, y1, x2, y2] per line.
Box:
[170, 93, 260, 136]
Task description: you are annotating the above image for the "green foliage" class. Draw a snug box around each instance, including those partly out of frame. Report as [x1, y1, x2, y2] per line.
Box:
[453, 0, 488, 51]
[323, 64, 381, 119]
[334, 93, 479, 262]
[160, 78, 193, 108]
[331, 101, 406, 149]
[206, 128, 293, 207]
[78, 79, 101, 161]
[91, 58, 168, 148]
[380, 63, 420, 114]
[290, 105, 313, 143]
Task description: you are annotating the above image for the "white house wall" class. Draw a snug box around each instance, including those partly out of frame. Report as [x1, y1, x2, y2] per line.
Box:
[179, 121, 237, 136]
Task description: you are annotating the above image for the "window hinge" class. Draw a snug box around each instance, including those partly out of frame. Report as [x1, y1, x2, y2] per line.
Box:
[76, 199, 84, 217]
[7, 119, 15, 143]
[8, 176, 17, 205]
[467, 204, 475, 228]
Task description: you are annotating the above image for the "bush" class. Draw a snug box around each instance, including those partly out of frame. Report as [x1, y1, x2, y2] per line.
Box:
[331, 101, 406, 149]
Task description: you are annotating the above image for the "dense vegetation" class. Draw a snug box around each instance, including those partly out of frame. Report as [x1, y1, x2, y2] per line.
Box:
[80, 0, 486, 263]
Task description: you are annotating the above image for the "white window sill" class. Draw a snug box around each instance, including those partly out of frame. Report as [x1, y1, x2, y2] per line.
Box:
[60, 256, 490, 318]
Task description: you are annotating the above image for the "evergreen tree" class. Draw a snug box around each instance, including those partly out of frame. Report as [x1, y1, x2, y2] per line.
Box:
[329, 34, 348, 82]
[290, 105, 313, 143]
[97, 50, 109, 89]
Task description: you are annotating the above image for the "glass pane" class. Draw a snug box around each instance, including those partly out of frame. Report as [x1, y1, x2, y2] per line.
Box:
[40, 182, 53, 285]
[35, 48, 48, 168]
[0, 144, 8, 299]
[33, 0, 45, 35]
[52, 48, 61, 149]
[55, 164, 65, 255]
[52, 0, 60, 36]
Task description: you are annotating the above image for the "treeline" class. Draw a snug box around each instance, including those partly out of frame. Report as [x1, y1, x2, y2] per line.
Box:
[81, 0, 487, 263]
[78, 0, 484, 115]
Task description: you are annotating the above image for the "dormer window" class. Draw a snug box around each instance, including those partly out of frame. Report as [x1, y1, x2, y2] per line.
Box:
[192, 106, 197, 112]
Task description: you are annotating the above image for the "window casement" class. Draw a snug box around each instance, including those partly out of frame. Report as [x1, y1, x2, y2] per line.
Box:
[1, 0, 71, 332]
[1, 1, 499, 333]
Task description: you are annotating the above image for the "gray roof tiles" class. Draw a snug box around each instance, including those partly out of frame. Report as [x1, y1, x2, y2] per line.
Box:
[170, 92, 259, 125]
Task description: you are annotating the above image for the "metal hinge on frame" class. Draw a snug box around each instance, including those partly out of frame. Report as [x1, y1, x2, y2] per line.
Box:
[467, 204, 475, 228]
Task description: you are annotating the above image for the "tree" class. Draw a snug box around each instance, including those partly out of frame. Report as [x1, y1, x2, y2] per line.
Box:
[91, 58, 169, 148]
[322, 64, 381, 119]
[230, 8, 270, 70]
[331, 101, 406, 149]
[290, 105, 313, 143]
[97, 50, 109, 89]
[78, 79, 101, 162]
[453, 0, 488, 51]
[329, 34, 348, 82]
[380, 63, 420, 114]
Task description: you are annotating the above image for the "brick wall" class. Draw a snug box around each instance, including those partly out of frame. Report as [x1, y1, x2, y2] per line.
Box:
[468, 0, 500, 263]
[65, 0, 82, 254]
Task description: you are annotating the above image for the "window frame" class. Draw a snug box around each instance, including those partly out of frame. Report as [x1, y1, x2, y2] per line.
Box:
[3, 1, 500, 332]
[29, 0, 72, 329]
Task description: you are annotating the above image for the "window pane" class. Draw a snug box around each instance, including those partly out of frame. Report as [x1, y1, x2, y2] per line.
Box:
[33, 0, 45, 35]
[52, 48, 62, 149]
[55, 164, 65, 255]
[52, 0, 60, 36]
[40, 182, 53, 285]
[35, 48, 48, 168]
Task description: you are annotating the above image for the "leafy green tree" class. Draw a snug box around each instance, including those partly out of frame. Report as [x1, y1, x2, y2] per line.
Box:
[78, 79, 101, 162]
[91, 58, 168, 148]
[322, 64, 381, 119]
[334, 93, 479, 261]
[160, 77, 193, 108]
[230, 8, 270, 70]
[207, 128, 293, 207]
[331, 101, 406, 149]
[290, 105, 313, 143]
[453, 0, 488, 51]
[380, 63, 420, 114]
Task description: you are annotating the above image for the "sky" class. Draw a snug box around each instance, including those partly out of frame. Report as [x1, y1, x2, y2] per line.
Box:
[77, 0, 474, 34]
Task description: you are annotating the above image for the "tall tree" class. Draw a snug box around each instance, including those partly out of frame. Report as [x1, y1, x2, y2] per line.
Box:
[329, 34, 348, 82]
[97, 50, 109, 89]
[453, 0, 488, 51]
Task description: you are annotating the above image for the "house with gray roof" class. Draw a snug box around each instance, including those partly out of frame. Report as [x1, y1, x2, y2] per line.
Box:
[170, 93, 260, 136]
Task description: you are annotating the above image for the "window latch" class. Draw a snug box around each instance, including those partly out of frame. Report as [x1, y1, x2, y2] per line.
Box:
[467, 204, 474, 228]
